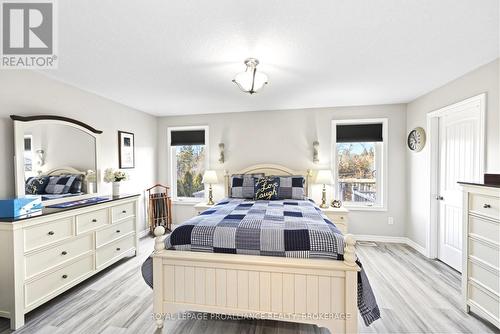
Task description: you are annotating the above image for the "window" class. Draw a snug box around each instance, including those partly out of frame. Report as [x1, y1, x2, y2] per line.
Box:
[168, 126, 208, 201]
[332, 119, 387, 210]
[23, 135, 34, 177]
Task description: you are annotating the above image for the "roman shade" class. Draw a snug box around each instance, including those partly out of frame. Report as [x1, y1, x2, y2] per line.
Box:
[170, 130, 205, 146]
[336, 123, 383, 143]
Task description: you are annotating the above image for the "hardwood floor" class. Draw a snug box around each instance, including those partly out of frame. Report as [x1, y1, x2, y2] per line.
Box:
[0, 237, 497, 334]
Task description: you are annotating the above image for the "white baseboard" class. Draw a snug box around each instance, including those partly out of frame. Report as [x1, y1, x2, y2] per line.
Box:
[138, 229, 150, 238]
[355, 234, 427, 256]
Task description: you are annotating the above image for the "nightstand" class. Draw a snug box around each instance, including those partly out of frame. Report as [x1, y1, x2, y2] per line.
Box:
[320, 207, 349, 234]
[194, 202, 214, 215]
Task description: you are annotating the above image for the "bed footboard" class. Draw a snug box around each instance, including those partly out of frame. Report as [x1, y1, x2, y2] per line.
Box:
[152, 226, 359, 334]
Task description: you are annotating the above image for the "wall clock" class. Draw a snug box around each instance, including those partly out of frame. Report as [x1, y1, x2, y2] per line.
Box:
[407, 127, 426, 152]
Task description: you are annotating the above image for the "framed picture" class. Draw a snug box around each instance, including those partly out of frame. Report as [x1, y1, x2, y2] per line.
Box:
[118, 131, 135, 169]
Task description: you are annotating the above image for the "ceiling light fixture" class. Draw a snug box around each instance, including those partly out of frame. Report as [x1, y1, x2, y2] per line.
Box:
[232, 58, 268, 94]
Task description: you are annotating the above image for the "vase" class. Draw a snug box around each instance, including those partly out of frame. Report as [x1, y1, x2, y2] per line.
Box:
[112, 182, 121, 197]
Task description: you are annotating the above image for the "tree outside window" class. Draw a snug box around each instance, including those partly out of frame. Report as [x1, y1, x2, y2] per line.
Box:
[175, 145, 205, 198]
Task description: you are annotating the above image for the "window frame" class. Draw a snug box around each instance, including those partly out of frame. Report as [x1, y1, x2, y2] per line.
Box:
[167, 125, 209, 203]
[331, 118, 388, 211]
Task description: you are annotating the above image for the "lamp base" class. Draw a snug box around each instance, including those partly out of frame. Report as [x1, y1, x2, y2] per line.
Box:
[207, 185, 214, 206]
[319, 185, 328, 208]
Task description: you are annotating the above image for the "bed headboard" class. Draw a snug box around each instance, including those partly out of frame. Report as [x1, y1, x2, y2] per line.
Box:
[224, 164, 312, 197]
[43, 166, 86, 176]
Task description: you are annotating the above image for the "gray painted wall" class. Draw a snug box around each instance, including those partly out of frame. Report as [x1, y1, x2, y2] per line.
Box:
[157, 104, 408, 237]
[406, 58, 499, 248]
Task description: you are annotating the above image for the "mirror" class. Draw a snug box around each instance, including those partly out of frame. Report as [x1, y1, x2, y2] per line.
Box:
[12, 115, 101, 204]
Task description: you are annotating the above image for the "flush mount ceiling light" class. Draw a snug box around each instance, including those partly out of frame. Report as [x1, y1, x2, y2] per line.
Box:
[232, 58, 268, 94]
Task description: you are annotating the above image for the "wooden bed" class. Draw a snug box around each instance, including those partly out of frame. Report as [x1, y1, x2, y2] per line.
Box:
[152, 164, 360, 333]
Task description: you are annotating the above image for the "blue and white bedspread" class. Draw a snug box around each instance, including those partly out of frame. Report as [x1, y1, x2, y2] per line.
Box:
[142, 198, 380, 326]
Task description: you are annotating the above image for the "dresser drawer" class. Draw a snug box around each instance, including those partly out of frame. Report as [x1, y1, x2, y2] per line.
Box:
[96, 234, 135, 268]
[469, 215, 499, 244]
[470, 193, 500, 221]
[468, 282, 499, 321]
[96, 219, 135, 247]
[111, 202, 135, 222]
[24, 218, 74, 252]
[25, 234, 93, 279]
[469, 237, 500, 269]
[469, 260, 500, 295]
[25, 255, 93, 308]
[76, 209, 109, 234]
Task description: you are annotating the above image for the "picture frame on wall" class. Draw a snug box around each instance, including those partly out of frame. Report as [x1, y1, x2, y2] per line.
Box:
[118, 131, 135, 169]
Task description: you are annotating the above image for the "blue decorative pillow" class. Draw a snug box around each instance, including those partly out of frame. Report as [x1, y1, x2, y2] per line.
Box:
[254, 177, 280, 200]
[44, 175, 78, 194]
[25, 176, 50, 194]
[278, 176, 305, 200]
[231, 173, 264, 198]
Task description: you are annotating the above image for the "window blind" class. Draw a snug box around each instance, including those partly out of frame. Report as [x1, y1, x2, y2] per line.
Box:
[336, 123, 383, 143]
[24, 137, 31, 151]
[170, 130, 205, 146]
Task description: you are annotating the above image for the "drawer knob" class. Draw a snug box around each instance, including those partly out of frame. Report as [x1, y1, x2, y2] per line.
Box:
[340, 216, 344, 220]
[92, 219, 98, 222]
[122, 210, 127, 214]
[62, 274, 68, 279]
[48, 231, 55, 235]
[61, 251, 67, 255]
[483, 204, 491, 209]
[116, 247, 121, 251]
[116, 230, 121, 233]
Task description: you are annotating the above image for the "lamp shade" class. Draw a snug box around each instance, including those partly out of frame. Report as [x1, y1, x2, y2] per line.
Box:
[233, 58, 268, 94]
[202, 170, 218, 184]
[315, 170, 333, 185]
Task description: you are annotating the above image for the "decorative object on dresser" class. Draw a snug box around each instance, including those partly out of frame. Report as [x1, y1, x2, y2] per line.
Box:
[218, 143, 225, 164]
[118, 131, 135, 169]
[331, 199, 342, 208]
[0, 194, 140, 330]
[146, 184, 172, 234]
[459, 182, 499, 329]
[484, 174, 500, 186]
[320, 206, 349, 234]
[407, 127, 426, 152]
[202, 170, 218, 205]
[315, 169, 333, 208]
[313, 140, 319, 164]
[11, 115, 101, 206]
[104, 169, 129, 197]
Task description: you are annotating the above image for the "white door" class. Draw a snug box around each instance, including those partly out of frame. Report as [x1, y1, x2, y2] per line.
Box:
[437, 101, 482, 272]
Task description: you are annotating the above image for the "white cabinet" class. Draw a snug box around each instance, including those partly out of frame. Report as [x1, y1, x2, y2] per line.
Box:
[0, 195, 139, 330]
[461, 184, 499, 329]
[320, 206, 349, 234]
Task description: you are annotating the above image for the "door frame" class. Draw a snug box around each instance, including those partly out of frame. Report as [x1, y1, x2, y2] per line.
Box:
[425, 93, 486, 259]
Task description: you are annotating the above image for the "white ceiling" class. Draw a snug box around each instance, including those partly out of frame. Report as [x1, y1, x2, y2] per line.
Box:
[44, 0, 499, 116]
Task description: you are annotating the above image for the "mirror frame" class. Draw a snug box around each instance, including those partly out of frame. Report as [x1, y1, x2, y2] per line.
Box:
[11, 115, 102, 206]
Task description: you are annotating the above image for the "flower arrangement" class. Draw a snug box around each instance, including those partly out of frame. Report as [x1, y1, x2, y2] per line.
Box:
[104, 168, 129, 183]
[86, 169, 96, 182]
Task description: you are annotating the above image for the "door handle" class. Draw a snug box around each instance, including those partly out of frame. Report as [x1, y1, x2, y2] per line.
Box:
[436, 196, 444, 200]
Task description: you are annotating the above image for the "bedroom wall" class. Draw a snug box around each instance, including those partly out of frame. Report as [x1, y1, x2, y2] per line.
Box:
[0, 71, 158, 233]
[157, 104, 407, 238]
[406, 58, 500, 249]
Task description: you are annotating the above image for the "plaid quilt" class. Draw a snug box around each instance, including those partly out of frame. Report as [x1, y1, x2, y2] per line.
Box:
[142, 198, 380, 326]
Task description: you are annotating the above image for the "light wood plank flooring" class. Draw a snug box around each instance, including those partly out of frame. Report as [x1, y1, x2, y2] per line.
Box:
[0, 237, 498, 334]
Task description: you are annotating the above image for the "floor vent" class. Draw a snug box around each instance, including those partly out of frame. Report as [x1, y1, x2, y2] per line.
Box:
[357, 241, 378, 247]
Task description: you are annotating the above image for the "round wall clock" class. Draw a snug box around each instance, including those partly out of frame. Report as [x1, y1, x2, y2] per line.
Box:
[407, 127, 426, 152]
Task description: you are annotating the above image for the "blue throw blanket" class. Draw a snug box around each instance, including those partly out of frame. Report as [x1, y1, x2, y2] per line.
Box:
[142, 198, 380, 326]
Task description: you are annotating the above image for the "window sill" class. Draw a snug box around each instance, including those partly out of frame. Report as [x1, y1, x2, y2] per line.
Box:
[343, 205, 387, 212]
[172, 199, 204, 206]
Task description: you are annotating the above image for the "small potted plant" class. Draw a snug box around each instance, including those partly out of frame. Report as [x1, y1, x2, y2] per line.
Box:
[104, 168, 129, 197]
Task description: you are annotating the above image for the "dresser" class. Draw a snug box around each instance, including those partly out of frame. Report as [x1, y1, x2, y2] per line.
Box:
[460, 183, 499, 329]
[0, 194, 140, 330]
[320, 206, 349, 234]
